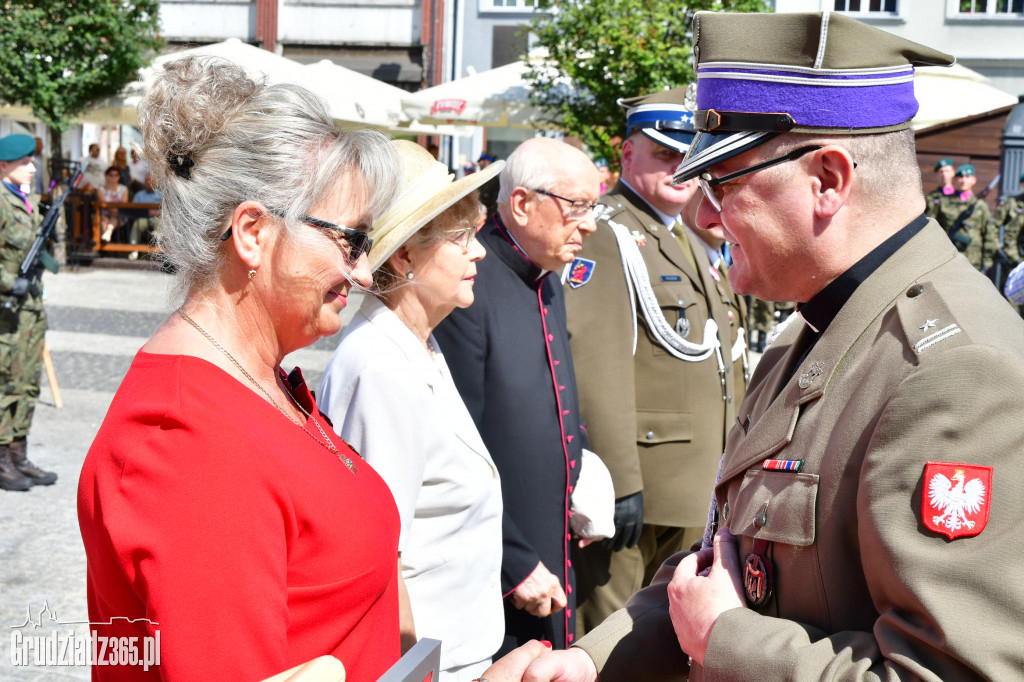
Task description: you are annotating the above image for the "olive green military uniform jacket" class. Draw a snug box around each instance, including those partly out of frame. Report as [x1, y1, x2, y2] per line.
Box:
[564, 182, 741, 527]
[0, 187, 43, 312]
[925, 191, 998, 271]
[576, 220, 1024, 680]
[995, 193, 1024, 267]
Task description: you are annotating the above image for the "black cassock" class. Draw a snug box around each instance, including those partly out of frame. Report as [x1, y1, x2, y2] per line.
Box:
[434, 216, 585, 655]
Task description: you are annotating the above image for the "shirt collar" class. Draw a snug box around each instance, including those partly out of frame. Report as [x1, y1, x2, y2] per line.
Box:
[619, 178, 679, 227]
[798, 214, 929, 335]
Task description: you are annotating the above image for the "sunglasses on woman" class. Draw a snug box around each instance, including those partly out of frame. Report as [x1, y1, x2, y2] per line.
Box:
[220, 212, 373, 266]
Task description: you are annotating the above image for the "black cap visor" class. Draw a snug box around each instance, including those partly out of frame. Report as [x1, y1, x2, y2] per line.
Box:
[672, 130, 779, 184]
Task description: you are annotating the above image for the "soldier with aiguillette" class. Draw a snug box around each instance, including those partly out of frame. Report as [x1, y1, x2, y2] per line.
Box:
[0, 134, 57, 491]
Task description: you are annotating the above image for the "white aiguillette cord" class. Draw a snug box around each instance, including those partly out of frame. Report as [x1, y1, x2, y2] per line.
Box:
[605, 219, 724, 373]
[176, 308, 357, 473]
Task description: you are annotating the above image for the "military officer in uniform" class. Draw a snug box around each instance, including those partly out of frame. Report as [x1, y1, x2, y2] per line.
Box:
[924, 157, 954, 206]
[488, 11, 1024, 681]
[563, 90, 745, 637]
[925, 163, 998, 271]
[0, 134, 57, 491]
[995, 172, 1024, 314]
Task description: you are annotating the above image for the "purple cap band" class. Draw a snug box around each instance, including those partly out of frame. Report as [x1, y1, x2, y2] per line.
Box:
[698, 66, 914, 82]
[696, 78, 918, 129]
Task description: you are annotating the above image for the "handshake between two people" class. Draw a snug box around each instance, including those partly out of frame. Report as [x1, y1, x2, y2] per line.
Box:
[482, 530, 745, 682]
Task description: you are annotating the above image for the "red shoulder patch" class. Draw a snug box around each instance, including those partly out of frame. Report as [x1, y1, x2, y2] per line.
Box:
[922, 462, 992, 539]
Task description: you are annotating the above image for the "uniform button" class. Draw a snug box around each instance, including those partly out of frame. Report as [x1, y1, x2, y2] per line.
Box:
[754, 504, 768, 530]
[566, 533, 571, 541]
[547, 333, 554, 341]
[554, 360, 561, 366]
[678, 299, 686, 306]
[559, 385, 566, 391]
[906, 284, 924, 298]
[570, 460, 576, 468]
[543, 308, 549, 315]
[722, 501, 730, 522]
[567, 608, 572, 617]
[567, 559, 572, 567]
[566, 434, 574, 443]
[563, 409, 570, 415]
[568, 485, 574, 493]
[727, 395, 733, 403]
[646, 431, 655, 440]
[567, 584, 572, 594]
[568, 633, 574, 643]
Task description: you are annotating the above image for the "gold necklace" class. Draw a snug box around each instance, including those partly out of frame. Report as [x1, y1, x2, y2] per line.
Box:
[177, 308, 357, 473]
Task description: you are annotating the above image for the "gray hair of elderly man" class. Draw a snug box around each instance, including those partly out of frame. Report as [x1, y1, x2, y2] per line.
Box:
[138, 55, 399, 305]
[496, 137, 582, 207]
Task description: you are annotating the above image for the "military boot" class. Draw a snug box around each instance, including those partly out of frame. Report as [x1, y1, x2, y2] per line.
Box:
[9, 439, 57, 486]
[0, 443, 33, 491]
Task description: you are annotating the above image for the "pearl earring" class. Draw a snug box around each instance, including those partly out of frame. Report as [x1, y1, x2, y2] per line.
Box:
[248, 269, 257, 280]
[405, 270, 414, 279]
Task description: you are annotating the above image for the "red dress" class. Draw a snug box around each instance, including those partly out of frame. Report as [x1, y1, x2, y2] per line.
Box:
[78, 352, 400, 681]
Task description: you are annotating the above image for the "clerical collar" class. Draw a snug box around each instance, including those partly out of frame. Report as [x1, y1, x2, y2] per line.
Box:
[492, 215, 549, 282]
[619, 178, 679, 227]
[798, 214, 929, 335]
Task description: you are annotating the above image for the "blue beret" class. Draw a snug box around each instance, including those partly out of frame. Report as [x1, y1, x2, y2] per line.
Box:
[0, 134, 35, 163]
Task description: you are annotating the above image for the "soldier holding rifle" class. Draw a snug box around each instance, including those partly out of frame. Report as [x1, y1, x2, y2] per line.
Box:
[0, 134, 59, 491]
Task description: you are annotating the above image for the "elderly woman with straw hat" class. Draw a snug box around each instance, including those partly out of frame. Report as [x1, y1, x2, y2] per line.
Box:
[319, 141, 505, 681]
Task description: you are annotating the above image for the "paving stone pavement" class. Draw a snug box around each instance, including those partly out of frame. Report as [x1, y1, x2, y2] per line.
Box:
[0, 267, 360, 681]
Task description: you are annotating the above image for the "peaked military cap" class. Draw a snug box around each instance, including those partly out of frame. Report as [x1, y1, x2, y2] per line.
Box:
[0, 134, 35, 163]
[934, 158, 953, 171]
[618, 87, 697, 153]
[674, 11, 955, 183]
[955, 164, 975, 177]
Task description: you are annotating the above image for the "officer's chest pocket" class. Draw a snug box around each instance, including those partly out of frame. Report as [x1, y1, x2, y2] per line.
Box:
[648, 282, 700, 353]
[636, 409, 692, 445]
[726, 469, 818, 547]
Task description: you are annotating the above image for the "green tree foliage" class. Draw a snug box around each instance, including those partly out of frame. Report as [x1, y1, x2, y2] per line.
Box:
[525, 0, 769, 165]
[0, 0, 161, 157]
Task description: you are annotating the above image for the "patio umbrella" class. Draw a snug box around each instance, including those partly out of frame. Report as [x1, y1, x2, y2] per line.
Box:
[912, 63, 1017, 130]
[401, 60, 561, 129]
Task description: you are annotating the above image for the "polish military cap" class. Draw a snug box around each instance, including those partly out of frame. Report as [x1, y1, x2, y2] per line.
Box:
[674, 11, 955, 183]
[618, 87, 697, 153]
[955, 164, 975, 177]
[1019, 171, 1024, 184]
[0, 134, 35, 163]
[934, 158, 953, 171]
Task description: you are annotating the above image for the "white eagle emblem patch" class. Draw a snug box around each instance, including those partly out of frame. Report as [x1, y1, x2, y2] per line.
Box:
[923, 462, 992, 539]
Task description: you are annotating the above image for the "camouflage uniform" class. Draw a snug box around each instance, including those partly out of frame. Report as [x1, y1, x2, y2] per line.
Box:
[925, 191, 998, 271]
[994, 192, 1024, 315]
[0, 186, 47, 447]
[994, 193, 1024, 268]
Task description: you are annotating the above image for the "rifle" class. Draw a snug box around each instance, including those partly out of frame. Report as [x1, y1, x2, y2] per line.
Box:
[18, 165, 83, 289]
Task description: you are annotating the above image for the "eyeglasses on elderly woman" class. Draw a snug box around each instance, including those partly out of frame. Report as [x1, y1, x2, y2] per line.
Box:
[444, 225, 478, 251]
[220, 212, 373, 266]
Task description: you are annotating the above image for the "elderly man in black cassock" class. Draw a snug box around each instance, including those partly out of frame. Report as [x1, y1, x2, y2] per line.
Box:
[434, 137, 602, 655]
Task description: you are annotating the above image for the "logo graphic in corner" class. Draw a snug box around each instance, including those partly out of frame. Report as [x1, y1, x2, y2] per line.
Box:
[567, 258, 596, 289]
[923, 461, 992, 539]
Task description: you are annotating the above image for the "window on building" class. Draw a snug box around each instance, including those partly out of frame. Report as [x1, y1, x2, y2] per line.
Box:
[487, 0, 535, 8]
[834, 0, 899, 11]
[955, 0, 1024, 13]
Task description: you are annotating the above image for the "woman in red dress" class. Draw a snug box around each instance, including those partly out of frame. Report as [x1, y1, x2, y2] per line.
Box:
[77, 56, 401, 681]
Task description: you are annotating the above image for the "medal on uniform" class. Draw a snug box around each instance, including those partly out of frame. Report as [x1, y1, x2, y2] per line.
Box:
[743, 538, 774, 610]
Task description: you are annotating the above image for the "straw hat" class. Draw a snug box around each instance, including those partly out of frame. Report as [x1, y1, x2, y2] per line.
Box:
[369, 140, 505, 271]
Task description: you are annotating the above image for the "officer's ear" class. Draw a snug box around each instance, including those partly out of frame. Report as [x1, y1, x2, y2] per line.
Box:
[811, 145, 855, 219]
